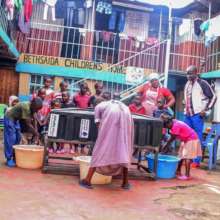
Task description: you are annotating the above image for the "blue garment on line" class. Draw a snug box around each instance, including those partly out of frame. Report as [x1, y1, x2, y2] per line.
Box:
[184, 114, 204, 164]
[4, 116, 21, 161]
[108, 8, 125, 33]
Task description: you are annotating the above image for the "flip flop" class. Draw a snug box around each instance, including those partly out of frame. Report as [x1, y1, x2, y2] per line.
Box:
[121, 183, 132, 190]
[177, 175, 192, 181]
[79, 180, 93, 189]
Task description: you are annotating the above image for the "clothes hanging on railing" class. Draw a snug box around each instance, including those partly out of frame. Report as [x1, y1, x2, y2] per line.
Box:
[14, 0, 22, 11]
[96, 0, 112, 15]
[65, 0, 85, 26]
[100, 31, 113, 42]
[5, 0, 14, 20]
[18, 6, 30, 34]
[200, 15, 220, 47]
[123, 10, 149, 39]
[194, 18, 203, 37]
[24, 0, 33, 22]
[84, 0, 92, 8]
[42, 0, 57, 21]
[145, 37, 159, 46]
[108, 8, 125, 33]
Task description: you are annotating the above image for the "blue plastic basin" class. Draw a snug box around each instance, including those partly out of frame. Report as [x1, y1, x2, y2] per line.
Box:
[146, 154, 180, 179]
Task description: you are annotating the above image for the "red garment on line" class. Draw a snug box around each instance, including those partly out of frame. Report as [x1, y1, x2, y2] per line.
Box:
[24, 0, 33, 22]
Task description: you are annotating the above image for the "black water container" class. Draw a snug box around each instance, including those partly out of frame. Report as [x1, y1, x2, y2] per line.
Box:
[48, 108, 98, 142]
[132, 114, 163, 147]
[48, 108, 163, 146]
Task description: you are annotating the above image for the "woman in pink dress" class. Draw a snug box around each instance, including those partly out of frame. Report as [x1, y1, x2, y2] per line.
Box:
[162, 114, 202, 180]
[80, 95, 134, 189]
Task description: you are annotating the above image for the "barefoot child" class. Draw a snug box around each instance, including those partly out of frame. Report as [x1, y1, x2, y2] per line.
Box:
[161, 114, 202, 180]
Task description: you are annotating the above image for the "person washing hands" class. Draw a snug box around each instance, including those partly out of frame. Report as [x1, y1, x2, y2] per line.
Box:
[4, 98, 43, 167]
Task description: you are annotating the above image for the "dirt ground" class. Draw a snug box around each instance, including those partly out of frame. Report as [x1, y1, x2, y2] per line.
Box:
[0, 134, 220, 220]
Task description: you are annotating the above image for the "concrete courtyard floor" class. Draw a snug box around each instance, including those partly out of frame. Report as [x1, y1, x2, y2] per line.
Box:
[0, 145, 220, 220]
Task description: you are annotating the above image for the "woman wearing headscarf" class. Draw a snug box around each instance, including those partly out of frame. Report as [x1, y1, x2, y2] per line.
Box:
[138, 73, 175, 116]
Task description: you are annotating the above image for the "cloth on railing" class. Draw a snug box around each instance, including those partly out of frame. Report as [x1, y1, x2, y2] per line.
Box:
[24, 0, 33, 22]
[65, 0, 85, 26]
[194, 18, 203, 36]
[100, 31, 113, 42]
[14, 0, 22, 11]
[84, 0, 92, 8]
[5, 0, 14, 20]
[96, 0, 112, 15]
[42, 0, 57, 21]
[108, 8, 125, 33]
[145, 37, 159, 46]
[18, 7, 31, 34]
[123, 10, 149, 39]
[200, 15, 220, 47]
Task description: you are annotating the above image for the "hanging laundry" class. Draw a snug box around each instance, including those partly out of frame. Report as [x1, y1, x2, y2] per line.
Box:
[84, 0, 92, 8]
[101, 31, 112, 42]
[119, 33, 128, 40]
[24, 0, 33, 22]
[179, 18, 191, 36]
[146, 37, 159, 46]
[42, 0, 57, 21]
[194, 18, 203, 36]
[108, 8, 125, 33]
[18, 7, 31, 34]
[5, 0, 14, 20]
[200, 15, 220, 47]
[65, 1, 85, 26]
[96, 0, 112, 15]
[55, 0, 66, 19]
[14, 0, 22, 11]
[123, 10, 149, 39]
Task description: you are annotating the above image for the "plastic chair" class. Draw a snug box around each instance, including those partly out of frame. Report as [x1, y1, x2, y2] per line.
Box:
[0, 104, 8, 129]
[204, 123, 220, 170]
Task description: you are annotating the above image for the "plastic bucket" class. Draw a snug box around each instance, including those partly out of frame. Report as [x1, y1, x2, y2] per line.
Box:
[13, 145, 44, 169]
[74, 156, 112, 185]
[146, 154, 180, 179]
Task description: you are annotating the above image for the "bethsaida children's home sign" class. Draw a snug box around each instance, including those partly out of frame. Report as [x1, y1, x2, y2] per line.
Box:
[18, 53, 152, 77]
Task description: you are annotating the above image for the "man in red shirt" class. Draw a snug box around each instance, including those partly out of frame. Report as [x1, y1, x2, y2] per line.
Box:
[73, 83, 91, 109]
[129, 95, 145, 115]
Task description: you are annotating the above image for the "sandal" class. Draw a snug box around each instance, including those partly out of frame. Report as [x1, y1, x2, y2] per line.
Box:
[177, 175, 192, 181]
[121, 183, 132, 190]
[79, 180, 93, 189]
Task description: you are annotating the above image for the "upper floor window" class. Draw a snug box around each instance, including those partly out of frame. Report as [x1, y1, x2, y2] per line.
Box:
[29, 75, 54, 94]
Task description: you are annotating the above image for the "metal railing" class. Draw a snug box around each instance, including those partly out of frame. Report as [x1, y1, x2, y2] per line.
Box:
[69, 39, 168, 94]
[16, 21, 164, 69]
[13, 15, 220, 96]
[206, 37, 220, 73]
[0, 1, 8, 33]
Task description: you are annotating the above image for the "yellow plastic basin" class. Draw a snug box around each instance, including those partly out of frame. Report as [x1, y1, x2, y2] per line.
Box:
[13, 145, 44, 169]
